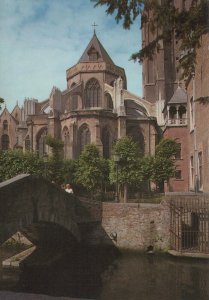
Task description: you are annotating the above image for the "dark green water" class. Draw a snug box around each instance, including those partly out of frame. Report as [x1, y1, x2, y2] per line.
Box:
[0, 247, 209, 300]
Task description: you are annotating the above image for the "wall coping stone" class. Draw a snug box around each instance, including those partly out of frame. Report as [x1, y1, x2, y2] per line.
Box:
[0, 174, 30, 188]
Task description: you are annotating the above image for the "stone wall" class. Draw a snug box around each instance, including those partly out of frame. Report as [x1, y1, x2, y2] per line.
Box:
[0, 174, 80, 244]
[81, 201, 170, 252]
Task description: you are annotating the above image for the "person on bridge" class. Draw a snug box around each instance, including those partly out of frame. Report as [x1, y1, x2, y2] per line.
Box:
[65, 183, 73, 194]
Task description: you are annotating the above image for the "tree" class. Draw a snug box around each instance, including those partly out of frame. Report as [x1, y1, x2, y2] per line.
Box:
[110, 136, 143, 202]
[0, 97, 4, 110]
[74, 144, 106, 198]
[150, 138, 180, 190]
[45, 135, 64, 184]
[0, 150, 43, 181]
[93, 0, 209, 78]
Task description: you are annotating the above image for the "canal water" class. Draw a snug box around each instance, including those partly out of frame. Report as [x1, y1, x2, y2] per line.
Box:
[0, 246, 209, 300]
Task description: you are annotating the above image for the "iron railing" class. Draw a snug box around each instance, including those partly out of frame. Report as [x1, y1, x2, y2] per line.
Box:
[170, 196, 209, 253]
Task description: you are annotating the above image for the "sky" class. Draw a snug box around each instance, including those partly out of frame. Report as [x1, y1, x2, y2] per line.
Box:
[0, 0, 142, 112]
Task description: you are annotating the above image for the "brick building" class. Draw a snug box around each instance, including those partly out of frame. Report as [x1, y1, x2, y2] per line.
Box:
[141, 0, 209, 192]
[186, 34, 209, 192]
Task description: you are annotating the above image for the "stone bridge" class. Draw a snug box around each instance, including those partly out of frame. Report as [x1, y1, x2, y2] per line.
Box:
[0, 174, 80, 244]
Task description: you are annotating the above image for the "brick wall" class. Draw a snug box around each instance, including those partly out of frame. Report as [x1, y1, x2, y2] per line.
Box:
[81, 201, 170, 252]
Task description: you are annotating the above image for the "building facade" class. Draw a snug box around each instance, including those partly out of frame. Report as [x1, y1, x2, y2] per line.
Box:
[0, 33, 157, 161]
[141, 0, 209, 192]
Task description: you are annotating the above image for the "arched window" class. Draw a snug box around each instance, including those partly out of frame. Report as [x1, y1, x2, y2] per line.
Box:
[36, 128, 47, 157]
[179, 105, 186, 124]
[127, 126, 145, 154]
[78, 124, 91, 155]
[169, 106, 177, 124]
[105, 93, 113, 110]
[3, 120, 8, 131]
[63, 127, 70, 159]
[25, 135, 31, 151]
[101, 127, 110, 158]
[85, 78, 101, 108]
[1, 134, 9, 150]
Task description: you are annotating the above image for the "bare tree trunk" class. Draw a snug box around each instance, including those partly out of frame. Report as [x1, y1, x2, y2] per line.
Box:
[124, 183, 128, 202]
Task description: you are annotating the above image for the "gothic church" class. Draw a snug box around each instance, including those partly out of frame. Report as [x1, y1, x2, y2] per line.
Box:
[0, 32, 158, 159]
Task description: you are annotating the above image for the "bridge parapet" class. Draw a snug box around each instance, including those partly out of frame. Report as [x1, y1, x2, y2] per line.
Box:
[0, 174, 80, 244]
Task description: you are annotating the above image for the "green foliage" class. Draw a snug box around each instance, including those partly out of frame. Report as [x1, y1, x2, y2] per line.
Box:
[0, 97, 4, 110]
[93, 0, 209, 79]
[74, 144, 106, 194]
[45, 135, 64, 184]
[61, 159, 77, 185]
[152, 138, 179, 185]
[155, 138, 180, 159]
[45, 135, 64, 162]
[0, 150, 43, 181]
[110, 136, 143, 187]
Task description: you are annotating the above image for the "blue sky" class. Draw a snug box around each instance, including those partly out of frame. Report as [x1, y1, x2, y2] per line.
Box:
[0, 0, 142, 112]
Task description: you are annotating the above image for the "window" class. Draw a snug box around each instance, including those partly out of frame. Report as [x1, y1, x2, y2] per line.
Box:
[3, 120, 8, 130]
[179, 105, 186, 124]
[88, 47, 99, 61]
[175, 170, 182, 180]
[37, 128, 47, 157]
[25, 135, 30, 151]
[63, 127, 70, 159]
[1, 134, 9, 150]
[169, 106, 177, 124]
[78, 124, 90, 154]
[127, 126, 145, 154]
[85, 78, 101, 108]
[190, 156, 194, 187]
[198, 152, 203, 189]
[175, 143, 181, 159]
[190, 97, 194, 129]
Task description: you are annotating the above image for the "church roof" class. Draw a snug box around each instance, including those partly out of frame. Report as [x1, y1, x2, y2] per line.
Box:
[78, 32, 114, 65]
[168, 86, 187, 104]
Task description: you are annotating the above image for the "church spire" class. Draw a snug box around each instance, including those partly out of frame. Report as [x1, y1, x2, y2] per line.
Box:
[78, 31, 114, 65]
[91, 22, 98, 35]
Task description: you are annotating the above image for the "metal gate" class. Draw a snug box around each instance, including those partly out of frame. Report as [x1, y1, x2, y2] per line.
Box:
[170, 197, 209, 253]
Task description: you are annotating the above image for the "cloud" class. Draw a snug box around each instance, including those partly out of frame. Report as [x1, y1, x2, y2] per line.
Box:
[0, 0, 142, 112]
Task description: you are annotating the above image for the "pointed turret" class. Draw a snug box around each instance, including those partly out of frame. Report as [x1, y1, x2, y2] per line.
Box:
[78, 32, 114, 65]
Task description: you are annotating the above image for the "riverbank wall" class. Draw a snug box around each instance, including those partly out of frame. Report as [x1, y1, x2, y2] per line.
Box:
[78, 200, 170, 252]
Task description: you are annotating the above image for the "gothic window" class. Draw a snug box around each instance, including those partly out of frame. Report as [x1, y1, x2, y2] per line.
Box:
[36, 128, 47, 157]
[25, 135, 31, 151]
[105, 93, 113, 110]
[63, 127, 70, 159]
[1, 134, 9, 150]
[101, 127, 110, 158]
[127, 126, 145, 154]
[3, 120, 8, 131]
[78, 124, 90, 154]
[85, 78, 101, 108]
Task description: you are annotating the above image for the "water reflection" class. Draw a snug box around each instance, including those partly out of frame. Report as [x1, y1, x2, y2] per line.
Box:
[99, 254, 209, 300]
[0, 247, 209, 300]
